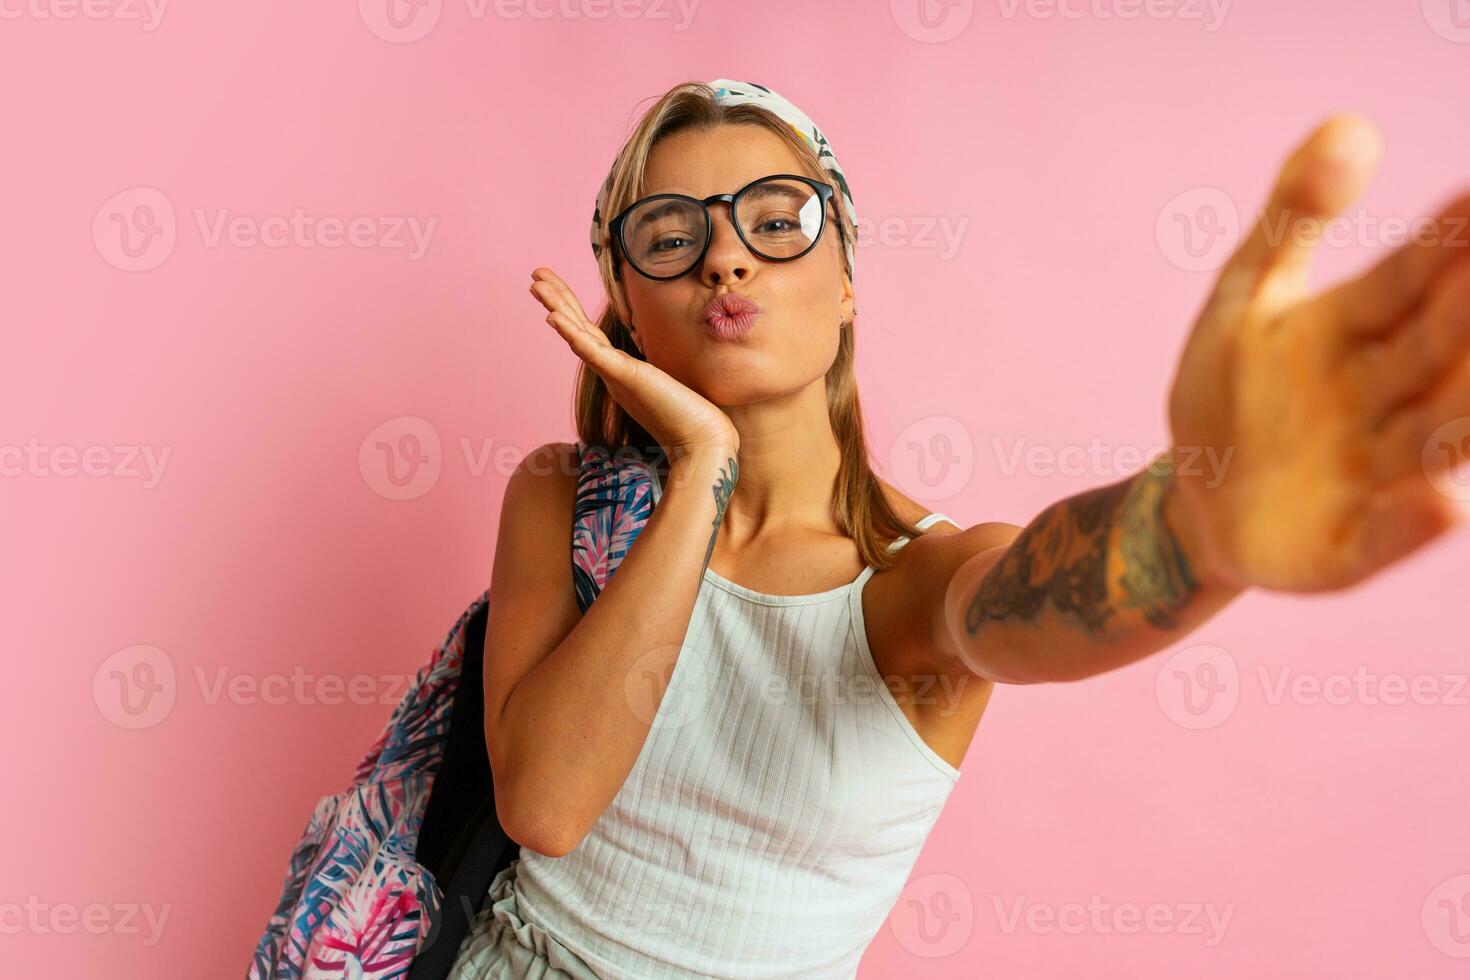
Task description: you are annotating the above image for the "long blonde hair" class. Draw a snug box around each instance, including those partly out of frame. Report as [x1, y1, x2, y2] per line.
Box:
[576, 79, 924, 569]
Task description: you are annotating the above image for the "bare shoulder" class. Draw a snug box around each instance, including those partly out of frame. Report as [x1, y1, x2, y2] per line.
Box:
[875, 480, 1024, 669]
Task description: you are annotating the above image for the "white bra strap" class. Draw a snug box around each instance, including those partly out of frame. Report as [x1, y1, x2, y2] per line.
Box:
[885, 512, 960, 551]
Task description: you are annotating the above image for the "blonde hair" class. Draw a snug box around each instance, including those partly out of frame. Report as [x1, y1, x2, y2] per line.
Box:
[576, 79, 924, 569]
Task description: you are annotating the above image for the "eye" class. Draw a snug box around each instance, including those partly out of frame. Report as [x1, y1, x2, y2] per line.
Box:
[650, 234, 695, 253]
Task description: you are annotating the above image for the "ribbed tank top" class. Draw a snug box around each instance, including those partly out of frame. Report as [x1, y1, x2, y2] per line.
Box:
[513, 465, 963, 979]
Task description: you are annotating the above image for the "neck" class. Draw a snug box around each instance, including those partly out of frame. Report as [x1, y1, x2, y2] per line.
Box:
[713, 381, 843, 547]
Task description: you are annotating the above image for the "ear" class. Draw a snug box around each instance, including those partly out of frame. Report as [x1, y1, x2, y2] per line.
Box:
[838, 267, 855, 329]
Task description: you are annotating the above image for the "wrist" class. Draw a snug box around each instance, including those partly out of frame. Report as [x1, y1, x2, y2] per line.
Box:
[665, 442, 739, 492]
[1156, 450, 1248, 597]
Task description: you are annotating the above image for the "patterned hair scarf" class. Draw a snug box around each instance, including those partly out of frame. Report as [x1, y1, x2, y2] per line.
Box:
[589, 78, 858, 281]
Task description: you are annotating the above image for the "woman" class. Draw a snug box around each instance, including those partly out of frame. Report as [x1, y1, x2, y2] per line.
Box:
[448, 78, 1470, 978]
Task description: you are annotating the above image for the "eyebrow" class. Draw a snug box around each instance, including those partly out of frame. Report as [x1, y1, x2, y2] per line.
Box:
[629, 182, 808, 225]
[629, 200, 689, 229]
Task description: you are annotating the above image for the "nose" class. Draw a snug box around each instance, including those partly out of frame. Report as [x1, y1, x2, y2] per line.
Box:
[698, 202, 753, 286]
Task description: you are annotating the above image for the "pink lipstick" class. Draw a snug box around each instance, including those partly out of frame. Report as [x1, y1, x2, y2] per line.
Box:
[702, 293, 761, 340]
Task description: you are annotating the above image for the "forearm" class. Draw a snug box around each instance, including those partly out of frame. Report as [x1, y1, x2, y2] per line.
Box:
[949, 449, 1247, 684]
[499, 446, 737, 853]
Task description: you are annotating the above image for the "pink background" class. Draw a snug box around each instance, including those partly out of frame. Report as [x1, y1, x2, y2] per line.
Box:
[4, 0, 1470, 976]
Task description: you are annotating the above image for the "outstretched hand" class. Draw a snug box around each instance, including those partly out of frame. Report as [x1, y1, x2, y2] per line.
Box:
[1168, 114, 1470, 593]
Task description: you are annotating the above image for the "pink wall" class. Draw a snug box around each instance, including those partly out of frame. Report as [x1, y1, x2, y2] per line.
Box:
[4, 0, 1470, 976]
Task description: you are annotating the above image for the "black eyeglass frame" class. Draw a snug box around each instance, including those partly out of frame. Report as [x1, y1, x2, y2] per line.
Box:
[608, 173, 845, 282]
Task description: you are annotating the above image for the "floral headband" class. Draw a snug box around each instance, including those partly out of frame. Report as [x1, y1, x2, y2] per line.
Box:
[589, 78, 858, 281]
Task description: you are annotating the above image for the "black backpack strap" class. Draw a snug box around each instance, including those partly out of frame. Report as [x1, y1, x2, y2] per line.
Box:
[408, 442, 604, 978]
[416, 598, 492, 881]
[406, 797, 515, 980]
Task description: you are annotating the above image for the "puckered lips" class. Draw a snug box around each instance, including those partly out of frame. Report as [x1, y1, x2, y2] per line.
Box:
[701, 292, 761, 340]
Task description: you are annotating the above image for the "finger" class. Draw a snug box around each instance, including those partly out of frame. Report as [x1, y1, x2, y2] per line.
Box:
[1211, 113, 1384, 317]
[1316, 192, 1470, 339]
[545, 309, 630, 377]
[1348, 257, 1470, 420]
[531, 268, 597, 328]
[1343, 473, 1457, 578]
[532, 282, 612, 350]
[1367, 357, 1470, 483]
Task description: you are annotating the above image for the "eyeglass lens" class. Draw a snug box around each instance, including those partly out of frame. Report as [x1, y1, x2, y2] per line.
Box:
[621, 177, 825, 278]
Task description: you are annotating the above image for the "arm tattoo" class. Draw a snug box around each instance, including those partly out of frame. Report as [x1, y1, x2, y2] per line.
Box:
[964, 453, 1201, 641]
[703, 456, 738, 570]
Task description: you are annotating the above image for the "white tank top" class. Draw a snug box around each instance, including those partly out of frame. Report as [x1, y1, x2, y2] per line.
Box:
[513, 467, 963, 979]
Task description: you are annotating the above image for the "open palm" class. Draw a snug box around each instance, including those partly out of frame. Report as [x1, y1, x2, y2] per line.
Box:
[1168, 115, 1470, 593]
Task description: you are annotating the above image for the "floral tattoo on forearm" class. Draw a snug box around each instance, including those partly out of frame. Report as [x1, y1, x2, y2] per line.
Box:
[964, 453, 1202, 642]
[704, 456, 738, 570]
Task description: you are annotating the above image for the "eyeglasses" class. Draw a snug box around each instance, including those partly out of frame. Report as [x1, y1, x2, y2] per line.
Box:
[608, 173, 844, 281]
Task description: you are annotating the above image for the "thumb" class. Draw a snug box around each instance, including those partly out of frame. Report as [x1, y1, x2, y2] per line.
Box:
[1213, 113, 1384, 318]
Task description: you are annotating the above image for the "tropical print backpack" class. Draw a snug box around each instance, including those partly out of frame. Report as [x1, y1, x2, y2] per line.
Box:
[247, 440, 662, 979]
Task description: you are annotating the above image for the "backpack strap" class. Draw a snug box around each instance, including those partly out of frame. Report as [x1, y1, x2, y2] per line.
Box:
[571, 440, 661, 614]
[405, 441, 662, 980]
